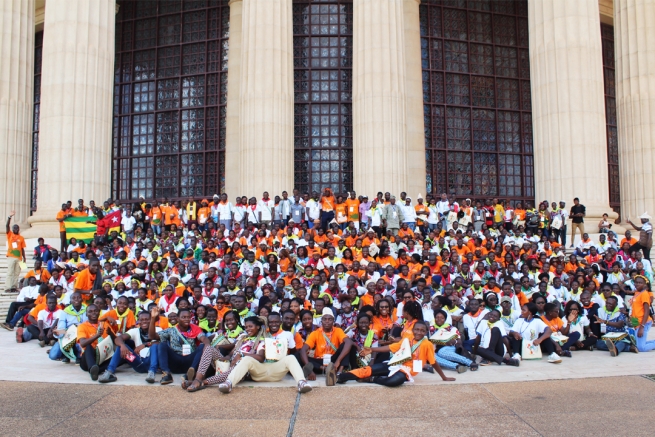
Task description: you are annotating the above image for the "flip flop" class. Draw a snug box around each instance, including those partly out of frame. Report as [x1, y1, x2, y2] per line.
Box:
[186, 379, 206, 393]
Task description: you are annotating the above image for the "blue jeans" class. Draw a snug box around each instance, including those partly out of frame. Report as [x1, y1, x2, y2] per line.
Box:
[107, 344, 157, 374]
[428, 223, 438, 232]
[629, 322, 655, 352]
[157, 341, 204, 373]
[152, 225, 161, 235]
[595, 339, 630, 354]
[435, 346, 472, 370]
[49, 342, 81, 360]
[404, 222, 416, 231]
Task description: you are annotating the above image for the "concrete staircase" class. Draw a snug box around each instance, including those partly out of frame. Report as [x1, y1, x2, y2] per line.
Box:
[0, 245, 34, 320]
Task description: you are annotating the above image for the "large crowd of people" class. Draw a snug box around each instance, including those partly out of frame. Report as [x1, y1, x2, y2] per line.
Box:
[2, 188, 654, 392]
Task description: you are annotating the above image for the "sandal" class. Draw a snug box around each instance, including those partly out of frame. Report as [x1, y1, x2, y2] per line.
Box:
[181, 377, 190, 390]
[186, 379, 206, 392]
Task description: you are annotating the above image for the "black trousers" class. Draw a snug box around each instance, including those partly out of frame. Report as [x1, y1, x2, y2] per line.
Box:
[370, 362, 408, 387]
[25, 325, 51, 342]
[476, 327, 506, 364]
[629, 243, 651, 261]
[308, 342, 357, 373]
[80, 346, 109, 372]
[508, 335, 556, 356]
[5, 302, 31, 324]
[321, 211, 335, 232]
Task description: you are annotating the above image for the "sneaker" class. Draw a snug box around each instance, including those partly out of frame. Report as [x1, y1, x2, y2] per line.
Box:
[89, 365, 100, 381]
[98, 370, 117, 383]
[160, 372, 173, 385]
[547, 352, 562, 364]
[145, 371, 156, 384]
[15, 327, 23, 343]
[605, 339, 617, 357]
[560, 350, 572, 358]
[504, 358, 520, 367]
[0, 322, 13, 331]
[456, 364, 468, 373]
[218, 380, 233, 394]
[630, 345, 639, 354]
[62, 357, 71, 364]
[512, 353, 522, 361]
[39, 340, 46, 348]
[297, 380, 312, 394]
[75, 357, 81, 365]
[325, 362, 336, 386]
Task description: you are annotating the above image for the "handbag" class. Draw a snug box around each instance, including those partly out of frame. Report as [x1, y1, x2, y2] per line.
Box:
[264, 337, 288, 362]
[521, 340, 542, 360]
[95, 335, 115, 365]
[388, 338, 412, 366]
[429, 329, 458, 346]
[551, 216, 562, 230]
[58, 325, 78, 361]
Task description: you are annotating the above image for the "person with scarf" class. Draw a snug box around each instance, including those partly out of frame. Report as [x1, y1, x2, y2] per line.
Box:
[594, 295, 637, 356]
[77, 304, 110, 380]
[22, 294, 60, 345]
[98, 310, 161, 383]
[158, 284, 179, 316]
[218, 313, 312, 394]
[473, 309, 520, 367]
[186, 316, 265, 392]
[148, 307, 209, 385]
[337, 320, 455, 386]
[431, 310, 478, 373]
[50, 292, 87, 362]
[99, 296, 136, 335]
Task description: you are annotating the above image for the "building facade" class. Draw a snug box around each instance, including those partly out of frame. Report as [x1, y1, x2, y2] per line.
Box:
[1, 0, 654, 239]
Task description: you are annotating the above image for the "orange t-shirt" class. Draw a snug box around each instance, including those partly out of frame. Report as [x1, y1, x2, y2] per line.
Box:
[6, 231, 26, 259]
[631, 290, 653, 325]
[540, 316, 565, 333]
[388, 338, 436, 376]
[74, 269, 96, 292]
[76, 321, 107, 349]
[345, 198, 360, 221]
[371, 315, 393, 338]
[99, 308, 137, 334]
[621, 237, 638, 247]
[320, 196, 336, 212]
[28, 303, 47, 319]
[400, 319, 417, 341]
[304, 327, 347, 359]
[335, 203, 347, 223]
[56, 210, 67, 233]
[25, 268, 51, 283]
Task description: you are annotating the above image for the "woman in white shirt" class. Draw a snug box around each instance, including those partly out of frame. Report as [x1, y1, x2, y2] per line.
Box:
[473, 309, 519, 366]
[509, 302, 560, 363]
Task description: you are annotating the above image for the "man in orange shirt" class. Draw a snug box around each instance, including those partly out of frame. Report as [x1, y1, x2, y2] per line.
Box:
[74, 260, 101, 302]
[299, 308, 354, 386]
[56, 203, 73, 253]
[337, 320, 454, 386]
[77, 304, 109, 380]
[344, 192, 360, 228]
[620, 230, 638, 248]
[319, 188, 336, 231]
[5, 212, 26, 292]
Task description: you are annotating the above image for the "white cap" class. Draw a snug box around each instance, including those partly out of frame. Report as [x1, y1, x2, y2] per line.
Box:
[322, 308, 335, 318]
[473, 274, 482, 282]
[640, 212, 652, 220]
[213, 194, 219, 198]
[417, 193, 423, 199]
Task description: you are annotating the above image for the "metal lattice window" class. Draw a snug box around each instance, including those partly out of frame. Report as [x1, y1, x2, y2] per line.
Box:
[601, 23, 620, 214]
[112, 0, 228, 203]
[30, 31, 43, 213]
[293, 0, 353, 195]
[421, 0, 533, 201]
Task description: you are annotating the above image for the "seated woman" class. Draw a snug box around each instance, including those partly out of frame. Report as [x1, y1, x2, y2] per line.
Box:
[473, 309, 520, 367]
[508, 303, 559, 363]
[337, 320, 455, 387]
[561, 301, 596, 352]
[595, 295, 638, 356]
[431, 310, 478, 373]
[541, 302, 570, 358]
[346, 313, 381, 366]
[186, 316, 266, 392]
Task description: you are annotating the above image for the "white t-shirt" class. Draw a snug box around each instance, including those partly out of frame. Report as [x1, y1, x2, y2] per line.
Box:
[476, 321, 507, 350]
[121, 215, 137, 232]
[270, 330, 296, 349]
[125, 326, 162, 358]
[37, 309, 62, 329]
[306, 199, 321, 220]
[510, 317, 548, 342]
[258, 199, 275, 221]
[216, 202, 233, 221]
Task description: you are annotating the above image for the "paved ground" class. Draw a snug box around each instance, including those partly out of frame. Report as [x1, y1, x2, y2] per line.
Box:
[1, 376, 655, 436]
[2, 330, 655, 436]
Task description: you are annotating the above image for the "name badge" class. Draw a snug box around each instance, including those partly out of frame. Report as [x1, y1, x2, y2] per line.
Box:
[12, 242, 18, 249]
[600, 323, 607, 334]
[349, 207, 355, 212]
[393, 212, 397, 218]
[413, 360, 423, 373]
[182, 344, 191, 356]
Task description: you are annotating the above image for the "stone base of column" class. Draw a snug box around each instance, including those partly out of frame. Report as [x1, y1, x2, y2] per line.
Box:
[573, 206, 624, 234]
[21, 212, 61, 239]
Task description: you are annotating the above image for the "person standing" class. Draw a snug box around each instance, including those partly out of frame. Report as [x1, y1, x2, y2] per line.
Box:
[4, 211, 26, 292]
[627, 213, 653, 261]
[558, 201, 569, 248]
[305, 192, 321, 229]
[436, 193, 450, 230]
[56, 203, 72, 253]
[319, 188, 336, 231]
[382, 196, 404, 235]
[570, 198, 586, 248]
[401, 197, 416, 231]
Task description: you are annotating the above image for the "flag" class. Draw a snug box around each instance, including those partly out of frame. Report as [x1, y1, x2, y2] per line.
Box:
[100, 210, 123, 236]
[63, 216, 97, 243]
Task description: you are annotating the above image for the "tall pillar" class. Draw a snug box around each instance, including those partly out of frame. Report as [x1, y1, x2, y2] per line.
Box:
[0, 0, 34, 231]
[224, 0, 243, 197]
[24, 0, 116, 238]
[238, 0, 294, 198]
[528, 0, 617, 223]
[402, 0, 426, 199]
[353, 0, 409, 197]
[614, 0, 655, 219]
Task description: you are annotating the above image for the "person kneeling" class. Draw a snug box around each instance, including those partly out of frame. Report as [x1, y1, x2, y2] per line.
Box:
[218, 312, 312, 394]
[337, 320, 455, 387]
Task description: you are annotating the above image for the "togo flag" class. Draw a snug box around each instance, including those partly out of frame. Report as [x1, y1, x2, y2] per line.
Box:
[63, 216, 97, 243]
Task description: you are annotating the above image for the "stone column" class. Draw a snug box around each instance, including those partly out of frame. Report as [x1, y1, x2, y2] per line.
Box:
[224, 0, 243, 197]
[528, 0, 617, 224]
[24, 0, 116, 239]
[353, 0, 409, 198]
[237, 0, 294, 198]
[614, 0, 655, 220]
[402, 0, 426, 199]
[0, 0, 34, 231]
